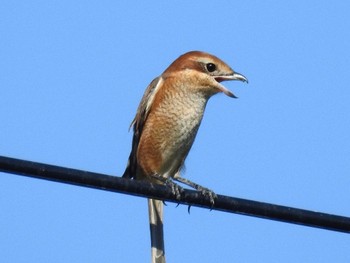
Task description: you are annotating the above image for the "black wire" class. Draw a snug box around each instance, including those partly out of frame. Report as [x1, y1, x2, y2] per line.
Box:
[1, 155, 349, 234]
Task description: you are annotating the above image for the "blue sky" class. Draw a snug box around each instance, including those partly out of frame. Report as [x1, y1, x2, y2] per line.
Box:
[1, 1, 350, 262]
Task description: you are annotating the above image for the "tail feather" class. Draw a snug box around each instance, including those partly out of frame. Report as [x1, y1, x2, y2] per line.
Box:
[148, 198, 165, 263]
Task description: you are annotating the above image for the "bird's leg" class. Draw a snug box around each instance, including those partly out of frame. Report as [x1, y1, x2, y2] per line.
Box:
[173, 176, 217, 206]
[150, 174, 183, 200]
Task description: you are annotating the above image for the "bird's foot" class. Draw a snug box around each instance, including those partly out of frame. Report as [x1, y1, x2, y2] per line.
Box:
[150, 174, 183, 199]
[165, 178, 183, 200]
[196, 186, 217, 207]
[173, 176, 217, 206]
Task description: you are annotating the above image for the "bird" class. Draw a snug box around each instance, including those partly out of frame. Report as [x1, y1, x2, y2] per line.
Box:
[123, 51, 247, 263]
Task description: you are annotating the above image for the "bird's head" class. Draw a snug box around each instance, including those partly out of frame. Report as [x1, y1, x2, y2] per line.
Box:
[163, 51, 248, 98]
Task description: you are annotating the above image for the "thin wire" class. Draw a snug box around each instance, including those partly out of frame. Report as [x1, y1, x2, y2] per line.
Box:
[1, 155, 349, 234]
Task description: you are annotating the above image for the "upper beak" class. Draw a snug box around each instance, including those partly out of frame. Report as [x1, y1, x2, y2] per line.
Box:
[214, 71, 248, 98]
[216, 72, 248, 83]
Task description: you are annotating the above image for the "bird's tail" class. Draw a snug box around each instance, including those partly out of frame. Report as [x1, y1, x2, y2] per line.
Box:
[148, 198, 165, 263]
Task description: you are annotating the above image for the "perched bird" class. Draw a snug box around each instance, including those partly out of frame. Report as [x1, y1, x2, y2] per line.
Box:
[123, 51, 247, 263]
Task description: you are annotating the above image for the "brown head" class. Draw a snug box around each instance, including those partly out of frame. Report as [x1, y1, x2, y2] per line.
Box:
[162, 51, 247, 98]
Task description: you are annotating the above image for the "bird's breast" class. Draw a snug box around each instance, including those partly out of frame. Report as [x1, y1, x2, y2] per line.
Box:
[138, 88, 208, 178]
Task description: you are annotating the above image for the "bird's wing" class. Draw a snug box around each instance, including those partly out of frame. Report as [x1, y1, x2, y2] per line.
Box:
[131, 76, 163, 133]
[123, 76, 163, 179]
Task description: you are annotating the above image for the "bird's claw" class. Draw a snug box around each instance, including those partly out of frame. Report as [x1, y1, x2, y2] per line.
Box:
[187, 205, 192, 214]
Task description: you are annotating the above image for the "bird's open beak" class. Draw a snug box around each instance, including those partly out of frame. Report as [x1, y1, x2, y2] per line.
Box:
[215, 72, 248, 98]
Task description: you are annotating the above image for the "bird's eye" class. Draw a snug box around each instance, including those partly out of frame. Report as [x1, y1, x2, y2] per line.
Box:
[206, 63, 216, 72]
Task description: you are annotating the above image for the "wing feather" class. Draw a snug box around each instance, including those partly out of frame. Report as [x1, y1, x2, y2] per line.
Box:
[123, 76, 163, 178]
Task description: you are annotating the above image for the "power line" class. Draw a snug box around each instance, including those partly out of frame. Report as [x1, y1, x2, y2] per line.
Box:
[1, 155, 349, 234]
